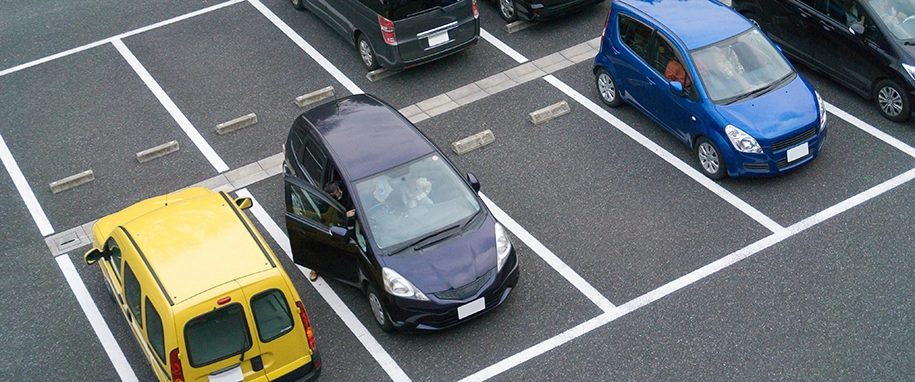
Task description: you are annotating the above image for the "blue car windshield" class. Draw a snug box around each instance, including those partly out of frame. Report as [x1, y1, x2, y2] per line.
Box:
[354, 153, 481, 252]
[690, 29, 794, 104]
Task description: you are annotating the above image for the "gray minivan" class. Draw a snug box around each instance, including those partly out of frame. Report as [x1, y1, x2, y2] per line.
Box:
[292, 0, 481, 71]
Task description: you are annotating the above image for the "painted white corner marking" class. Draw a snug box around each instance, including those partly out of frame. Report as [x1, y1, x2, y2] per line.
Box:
[481, 28, 529, 64]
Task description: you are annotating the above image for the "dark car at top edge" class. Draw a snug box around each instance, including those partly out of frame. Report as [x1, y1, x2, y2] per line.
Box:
[593, 0, 828, 178]
[492, 0, 606, 22]
[282, 94, 520, 332]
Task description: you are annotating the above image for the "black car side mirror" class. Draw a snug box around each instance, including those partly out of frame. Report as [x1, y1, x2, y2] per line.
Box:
[669, 81, 685, 97]
[466, 173, 481, 193]
[850, 24, 865, 35]
[330, 226, 350, 242]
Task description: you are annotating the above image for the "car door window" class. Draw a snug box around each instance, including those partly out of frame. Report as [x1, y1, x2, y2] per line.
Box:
[299, 134, 327, 184]
[652, 33, 698, 99]
[123, 262, 142, 328]
[618, 14, 654, 63]
[106, 238, 122, 281]
[145, 297, 165, 364]
[286, 179, 346, 228]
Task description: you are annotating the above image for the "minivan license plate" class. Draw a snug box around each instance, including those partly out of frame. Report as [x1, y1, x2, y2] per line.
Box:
[787, 142, 809, 162]
[427, 30, 449, 47]
[458, 298, 485, 320]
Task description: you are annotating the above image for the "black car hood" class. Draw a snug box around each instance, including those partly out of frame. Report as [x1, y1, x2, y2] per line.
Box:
[379, 215, 498, 295]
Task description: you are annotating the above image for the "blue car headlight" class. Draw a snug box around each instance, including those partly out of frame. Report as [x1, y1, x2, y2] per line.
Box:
[382, 267, 429, 301]
[725, 125, 762, 154]
[816, 91, 827, 132]
[495, 222, 512, 272]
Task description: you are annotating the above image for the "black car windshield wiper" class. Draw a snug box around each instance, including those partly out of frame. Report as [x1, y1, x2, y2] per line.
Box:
[390, 224, 461, 254]
[726, 72, 793, 105]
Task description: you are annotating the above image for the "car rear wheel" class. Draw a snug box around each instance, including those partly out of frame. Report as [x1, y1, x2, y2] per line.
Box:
[290, 0, 304, 10]
[357, 34, 380, 71]
[596, 68, 623, 107]
[499, 0, 519, 22]
[695, 137, 727, 179]
[367, 286, 394, 332]
[874, 79, 911, 122]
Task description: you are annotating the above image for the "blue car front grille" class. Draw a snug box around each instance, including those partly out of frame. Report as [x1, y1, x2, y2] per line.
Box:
[433, 269, 493, 300]
[776, 152, 813, 169]
[771, 127, 816, 152]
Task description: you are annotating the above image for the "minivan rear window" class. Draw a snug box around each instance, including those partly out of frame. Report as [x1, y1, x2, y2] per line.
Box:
[251, 289, 294, 342]
[184, 303, 251, 367]
[387, 0, 462, 20]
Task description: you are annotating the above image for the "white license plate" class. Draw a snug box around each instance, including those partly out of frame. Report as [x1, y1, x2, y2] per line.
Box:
[209, 364, 243, 382]
[786, 142, 809, 162]
[427, 30, 449, 47]
[457, 298, 485, 320]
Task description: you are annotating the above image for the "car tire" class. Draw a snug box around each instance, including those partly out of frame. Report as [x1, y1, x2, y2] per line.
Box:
[874, 79, 911, 122]
[290, 0, 304, 10]
[740, 11, 763, 30]
[695, 137, 727, 179]
[357, 34, 381, 71]
[367, 286, 394, 332]
[596, 68, 623, 107]
[499, 0, 519, 23]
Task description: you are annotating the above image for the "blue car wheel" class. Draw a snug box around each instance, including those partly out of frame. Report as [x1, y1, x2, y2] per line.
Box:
[596, 68, 623, 108]
[695, 137, 727, 179]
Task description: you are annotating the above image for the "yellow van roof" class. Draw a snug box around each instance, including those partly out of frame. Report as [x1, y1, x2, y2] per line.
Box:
[116, 188, 274, 305]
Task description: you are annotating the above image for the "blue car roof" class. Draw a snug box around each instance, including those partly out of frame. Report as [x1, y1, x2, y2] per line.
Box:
[620, 0, 753, 50]
[300, 94, 435, 181]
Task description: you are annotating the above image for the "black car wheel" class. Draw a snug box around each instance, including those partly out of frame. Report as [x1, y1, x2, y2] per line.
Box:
[357, 34, 380, 71]
[290, 0, 304, 10]
[367, 286, 394, 332]
[596, 68, 623, 107]
[499, 0, 519, 22]
[695, 137, 727, 179]
[874, 79, 911, 122]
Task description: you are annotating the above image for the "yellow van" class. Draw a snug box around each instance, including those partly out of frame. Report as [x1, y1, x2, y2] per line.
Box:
[84, 187, 321, 382]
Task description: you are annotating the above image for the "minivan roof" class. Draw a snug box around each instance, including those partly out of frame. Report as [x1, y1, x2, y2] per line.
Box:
[119, 189, 275, 305]
[300, 94, 435, 181]
[620, 0, 752, 50]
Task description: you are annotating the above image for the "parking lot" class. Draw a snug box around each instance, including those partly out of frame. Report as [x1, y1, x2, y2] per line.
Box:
[2, 0, 914, 380]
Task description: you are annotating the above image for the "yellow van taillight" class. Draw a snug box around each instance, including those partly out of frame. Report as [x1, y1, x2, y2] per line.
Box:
[295, 301, 316, 352]
[169, 348, 185, 382]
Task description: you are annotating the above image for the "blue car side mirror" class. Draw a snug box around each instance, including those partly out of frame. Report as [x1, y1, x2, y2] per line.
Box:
[669, 81, 685, 97]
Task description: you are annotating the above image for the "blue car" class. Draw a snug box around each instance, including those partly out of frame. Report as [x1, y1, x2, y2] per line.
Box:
[592, 0, 827, 178]
[283, 94, 519, 331]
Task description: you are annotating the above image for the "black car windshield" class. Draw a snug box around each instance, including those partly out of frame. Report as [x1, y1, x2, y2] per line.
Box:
[690, 29, 795, 104]
[867, 0, 915, 39]
[387, 0, 462, 20]
[354, 153, 480, 252]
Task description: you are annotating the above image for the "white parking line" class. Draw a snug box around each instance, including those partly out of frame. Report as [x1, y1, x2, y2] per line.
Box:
[55, 254, 139, 382]
[480, 193, 616, 312]
[247, 0, 363, 95]
[235, 189, 412, 382]
[112, 39, 230, 173]
[480, 29, 529, 64]
[825, 102, 915, 159]
[0, 133, 53, 236]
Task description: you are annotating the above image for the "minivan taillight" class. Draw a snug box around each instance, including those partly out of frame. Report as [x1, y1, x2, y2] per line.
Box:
[296, 301, 316, 352]
[169, 348, 185, 382]
[601, 7, 612, 39]
[472, 0, 479, 19]
[378, 15, 396, 45]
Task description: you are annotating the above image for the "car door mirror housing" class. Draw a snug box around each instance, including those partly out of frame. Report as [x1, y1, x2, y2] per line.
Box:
[850, 24, 865, 36]
[234, 196, 253, 210]
[85, 248, 106, 265]
[669, 81, 685, 97]
[330, 226, 350, 241]
[466, 173, 481, 192]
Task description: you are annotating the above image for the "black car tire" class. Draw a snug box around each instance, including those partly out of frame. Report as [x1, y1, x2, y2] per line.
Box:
[291, 0, 305, 10]
[874, 78, 911, 122]
[596, 68, 623, 107]
[357, 34, 381, 71]
[367, 286, 394, 332]
[498, 0, 519, 23]
[740, 11, 763, 30]
[695, 137, 727, 179]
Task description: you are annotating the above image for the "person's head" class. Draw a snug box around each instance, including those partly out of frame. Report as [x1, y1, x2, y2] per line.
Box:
[324, 183, 343, 200]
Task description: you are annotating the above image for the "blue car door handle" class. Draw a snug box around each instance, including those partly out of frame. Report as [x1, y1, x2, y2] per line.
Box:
[648, 77, 656, 85]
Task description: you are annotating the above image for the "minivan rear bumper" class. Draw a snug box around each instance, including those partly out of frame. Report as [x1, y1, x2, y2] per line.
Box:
[377, 23, 480, 69]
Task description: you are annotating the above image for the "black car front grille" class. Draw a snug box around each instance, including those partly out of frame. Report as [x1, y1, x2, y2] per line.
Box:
[433, 270, 493, 300]
[771, 128, 816, 152]
[743, 163, 769, 171]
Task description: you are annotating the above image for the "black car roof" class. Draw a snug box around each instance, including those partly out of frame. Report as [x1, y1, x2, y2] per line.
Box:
[300, 94, 436, 180]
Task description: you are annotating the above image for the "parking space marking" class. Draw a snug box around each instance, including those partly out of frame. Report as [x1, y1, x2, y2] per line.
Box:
[480, 193, 616, 312]
[235, 189, 412, 382]
[55, 254, 139, 382]
[480, 29, 529, 63]
[0, 133, 53, 236]
[826, 103, 915, 158]
[247, 0, 363, 95]
[462, 166, 915, 381]
[113, 39, 230, 173]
